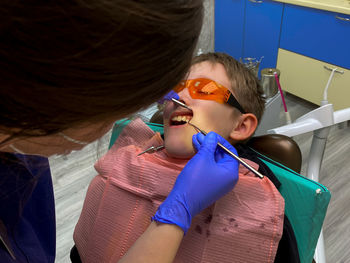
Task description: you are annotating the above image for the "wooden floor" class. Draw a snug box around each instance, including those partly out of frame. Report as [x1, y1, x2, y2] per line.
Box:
[50, 94, 350, 263]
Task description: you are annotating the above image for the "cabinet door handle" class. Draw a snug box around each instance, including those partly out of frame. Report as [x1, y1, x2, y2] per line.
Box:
[335, 15, 350, 22]
[248, 0, 263, 3]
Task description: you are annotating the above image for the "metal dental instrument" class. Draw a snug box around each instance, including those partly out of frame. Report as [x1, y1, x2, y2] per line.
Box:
[137, 98, 185, 157]
[188, 122, 264, 179]
[137, 145, 165, 156]
[171, 98, 192, 111]
[168, 97, 263, 178]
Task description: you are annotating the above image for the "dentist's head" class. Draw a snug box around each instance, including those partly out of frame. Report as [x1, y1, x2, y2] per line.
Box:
[0, 0, 203, 156]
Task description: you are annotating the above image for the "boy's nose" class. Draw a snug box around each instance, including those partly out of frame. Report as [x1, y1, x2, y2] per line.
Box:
[178, 88, 192, 106]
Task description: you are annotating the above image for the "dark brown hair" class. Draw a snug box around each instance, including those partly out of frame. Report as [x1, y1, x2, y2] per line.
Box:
[192, 52, 265, 122]
[0, 0, 203, 142]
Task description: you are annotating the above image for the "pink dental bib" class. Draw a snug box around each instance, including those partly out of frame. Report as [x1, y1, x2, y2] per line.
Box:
[74, 119, 285, 263]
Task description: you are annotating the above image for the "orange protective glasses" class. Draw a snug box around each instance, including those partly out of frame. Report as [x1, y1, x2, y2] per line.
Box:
[174, 78, 246, 113]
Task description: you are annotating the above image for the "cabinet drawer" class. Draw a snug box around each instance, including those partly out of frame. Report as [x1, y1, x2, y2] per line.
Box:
[277, 49, 350, 110]
[280, 4, 350, 70]
[215, 0, 245, 60]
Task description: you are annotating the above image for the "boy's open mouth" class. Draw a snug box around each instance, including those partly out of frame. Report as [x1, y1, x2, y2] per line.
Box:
[169, 112, 193, 126]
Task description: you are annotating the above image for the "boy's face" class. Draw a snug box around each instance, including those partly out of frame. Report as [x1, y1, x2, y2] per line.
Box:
[163, 61, 240, 159]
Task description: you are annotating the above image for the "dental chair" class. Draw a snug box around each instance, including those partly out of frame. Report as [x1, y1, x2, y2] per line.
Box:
[247, 134, 302, 174]
[109, 113, 331, 263]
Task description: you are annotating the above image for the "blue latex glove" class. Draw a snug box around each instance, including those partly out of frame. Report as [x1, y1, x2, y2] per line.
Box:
[152, 132, 239, 233]
[157, 90, 180, 104]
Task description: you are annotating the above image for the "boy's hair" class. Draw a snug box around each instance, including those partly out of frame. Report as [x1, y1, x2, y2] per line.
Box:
[192, 52, 265, 123]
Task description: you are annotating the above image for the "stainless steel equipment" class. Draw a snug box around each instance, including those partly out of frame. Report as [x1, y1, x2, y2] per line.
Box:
[261, 68, 281, 99]
[240, 57, 264, 78]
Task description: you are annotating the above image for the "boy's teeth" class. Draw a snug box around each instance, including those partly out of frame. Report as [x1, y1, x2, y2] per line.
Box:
[171, 115, 191, 122]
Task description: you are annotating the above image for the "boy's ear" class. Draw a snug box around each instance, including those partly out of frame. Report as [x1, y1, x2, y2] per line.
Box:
[229, 113, 258, 143]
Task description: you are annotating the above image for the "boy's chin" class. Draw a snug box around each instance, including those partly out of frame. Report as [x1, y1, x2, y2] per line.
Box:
[165, 146, 195, 159]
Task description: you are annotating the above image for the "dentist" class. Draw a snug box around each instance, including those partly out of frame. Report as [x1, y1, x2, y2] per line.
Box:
[0, 1, 239, 262]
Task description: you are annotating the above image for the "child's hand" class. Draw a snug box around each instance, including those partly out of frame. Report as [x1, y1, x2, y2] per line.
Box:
[152, 132, 239, 233]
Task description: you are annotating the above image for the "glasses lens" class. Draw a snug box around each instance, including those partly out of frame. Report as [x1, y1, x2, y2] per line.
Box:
[174, 81, 186, 93]
[174, 78, 246, 113]
[189, 79, 229, 104]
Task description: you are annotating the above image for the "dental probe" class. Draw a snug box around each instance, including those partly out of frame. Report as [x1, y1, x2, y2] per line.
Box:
[137, 145, 165, 156]
[170, 98, 263, 179]
[152, 98, 264, 178]
[171, 98, 192, 111]
[137, 98, 185, 156]
[188, 122, 264, 179]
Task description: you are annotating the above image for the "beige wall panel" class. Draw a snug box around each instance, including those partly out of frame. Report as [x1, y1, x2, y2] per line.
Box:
[277, 49, 350, 110]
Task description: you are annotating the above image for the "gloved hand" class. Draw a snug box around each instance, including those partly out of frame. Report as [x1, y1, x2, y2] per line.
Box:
[157, 90, 180, 104]
[152, 132, 239, 233]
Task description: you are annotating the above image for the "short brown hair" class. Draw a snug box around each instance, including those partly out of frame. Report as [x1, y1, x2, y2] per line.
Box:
[192, 52, 265, 123]
[0, 0, 203, 141]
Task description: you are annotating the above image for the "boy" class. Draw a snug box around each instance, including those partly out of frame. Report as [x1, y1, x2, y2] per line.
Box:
[163, 52, 265, 159]
[73, 53, 292, 262]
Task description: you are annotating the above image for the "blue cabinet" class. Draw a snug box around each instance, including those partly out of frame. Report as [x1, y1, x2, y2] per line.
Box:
[280, 4, 350, 70]
[215, 0, 284, 76]
[243, 0, 284, 72]
[215, 0, 245, 60]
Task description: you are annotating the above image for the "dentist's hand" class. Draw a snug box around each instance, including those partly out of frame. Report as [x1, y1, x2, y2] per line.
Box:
[157, 90, 179, 104]
[152, 132, 239, 233]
